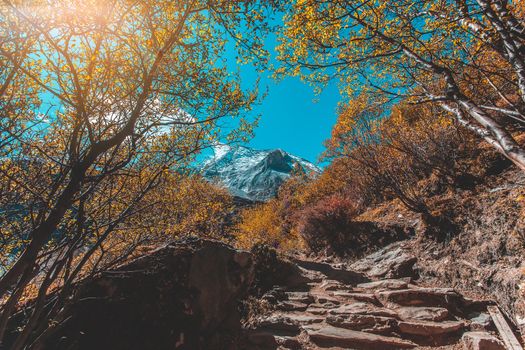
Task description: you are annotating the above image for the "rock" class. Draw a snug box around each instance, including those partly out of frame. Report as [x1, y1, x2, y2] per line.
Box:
[331, 291, 379, 304]
[294, 259, 369, 285]
[329, 302, 399, 318]
[357, 279, 409, 290]
[318, 279, 347, 291]
[275, 335, 302, 349]
[189, 242, 255, 329]
[327, 314, 398, 334]
[247, 330, 278, 347]
[297, 267, 325, 283]
[315, 295, 341, 305]
[462, 331, 505, 350]
[262, 286, 287, 304]
[24, 239, 255, 350]
[277, 300, 308, 312]
[396, 306, 450, 321]
[321, 302, 340, 309]
[286, 292, 314, 304]
[305, 324, 417, 349]
[398, 320, 464, 336]
[375, 288, 464, 312]
[469, 312, 494, 331]
[350, 242, 417, 279]
[251, 244, 311, 293]
[256, 316, 301, 333]
[282, 313, 324, 325]
[306, 306, 329, 315]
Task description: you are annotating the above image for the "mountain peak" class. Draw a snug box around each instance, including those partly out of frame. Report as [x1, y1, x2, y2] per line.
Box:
[202, 145, 320, 201]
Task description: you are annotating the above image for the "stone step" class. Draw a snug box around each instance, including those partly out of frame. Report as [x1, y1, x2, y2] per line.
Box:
[317, 279, 347, 292]
[462, 331, 505, 350]
[246, 330, 301, 349]
[277, 300, 309, 312]
[395, 306, 450, 321]
[286, 291, 315, 304]
[328, 302, 399, 318]
[398, 320, 465, 336]
[375, 288, 464, 311]
[357, 279, 409, 291]
[276, 313, 324, 325]
[331, 291, 379, 304]
[327, 314, 398, 335]
[305, 324, 417, 349]
[255, 315, 301, 333]
[349, 242, 417, 279]
[294, 259, 369, 285]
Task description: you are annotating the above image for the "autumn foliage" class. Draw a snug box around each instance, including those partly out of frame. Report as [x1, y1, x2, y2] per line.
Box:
[237, 98, 481, 252]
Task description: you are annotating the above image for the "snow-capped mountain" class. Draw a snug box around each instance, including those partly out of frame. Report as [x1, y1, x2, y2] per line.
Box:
[202, 145, 321, 201]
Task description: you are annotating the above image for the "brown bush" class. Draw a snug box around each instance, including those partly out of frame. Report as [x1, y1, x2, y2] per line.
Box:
[297, 195, 359, 254]
[296, 194, 410, 256]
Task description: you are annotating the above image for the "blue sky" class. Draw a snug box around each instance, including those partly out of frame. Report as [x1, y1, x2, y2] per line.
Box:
[226, 36, 343, 164]
[245, 73, 341, 164]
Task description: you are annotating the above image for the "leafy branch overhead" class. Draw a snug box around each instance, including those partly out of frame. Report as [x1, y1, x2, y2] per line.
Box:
[275, 0, 525, 170]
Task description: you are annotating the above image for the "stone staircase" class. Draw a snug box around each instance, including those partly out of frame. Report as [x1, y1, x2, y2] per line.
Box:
[243, 254, 514, 350]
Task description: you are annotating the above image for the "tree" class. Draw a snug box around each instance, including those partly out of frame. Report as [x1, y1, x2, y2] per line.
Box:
[276, 0, 525, 170]
[322, 93, 478, 220]
[0, 0, 272, 347]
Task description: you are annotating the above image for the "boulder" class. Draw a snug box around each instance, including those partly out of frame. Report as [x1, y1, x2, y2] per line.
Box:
[250, 244, 310, 294]
[25, 239, 254, 350]
[462, 331, 505, 350]
[305, 324, 417, 349]
[350, 242, 417, 279]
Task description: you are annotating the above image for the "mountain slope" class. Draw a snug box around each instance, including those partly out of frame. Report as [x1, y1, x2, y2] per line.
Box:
[202, 145, 320, 201]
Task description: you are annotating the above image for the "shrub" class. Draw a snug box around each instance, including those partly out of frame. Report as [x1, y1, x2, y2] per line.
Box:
[297, 195, 359, 254]
[235, 198, 302, 251]
[296, 194, 412, 256]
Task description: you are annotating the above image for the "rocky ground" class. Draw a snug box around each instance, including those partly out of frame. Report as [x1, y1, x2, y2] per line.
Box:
[7, 238, 522, 349]
[243, 243, 522, 350]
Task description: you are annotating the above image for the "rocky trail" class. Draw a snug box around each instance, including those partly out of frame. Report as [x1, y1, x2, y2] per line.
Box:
[6, 239, 522, 350]
[244, 247, 521, 350]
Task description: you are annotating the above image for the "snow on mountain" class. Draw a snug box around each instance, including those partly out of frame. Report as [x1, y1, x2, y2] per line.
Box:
[201, 145, 321, 201]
